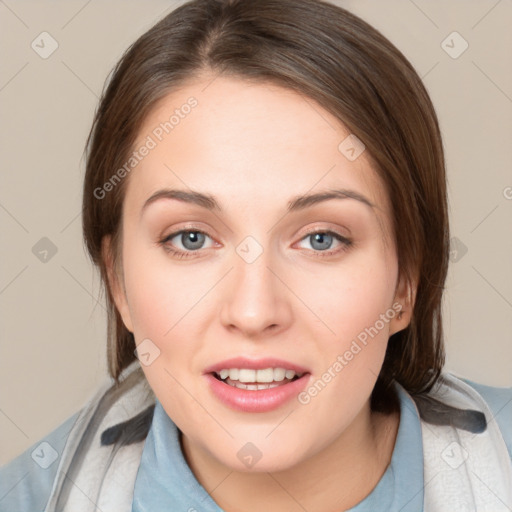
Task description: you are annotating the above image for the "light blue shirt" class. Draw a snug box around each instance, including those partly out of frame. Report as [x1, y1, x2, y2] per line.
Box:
[1, 377, 511, 511]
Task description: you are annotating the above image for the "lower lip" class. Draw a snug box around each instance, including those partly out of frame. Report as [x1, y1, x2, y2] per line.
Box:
[205, 373, 310, 413]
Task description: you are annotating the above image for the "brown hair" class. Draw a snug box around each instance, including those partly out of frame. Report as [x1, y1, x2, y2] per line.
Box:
[82, 0, 449, 411]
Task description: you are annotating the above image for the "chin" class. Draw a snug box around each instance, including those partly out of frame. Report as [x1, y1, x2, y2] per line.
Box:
[205, 435, 312, 474]
[230, 452, 305, 474]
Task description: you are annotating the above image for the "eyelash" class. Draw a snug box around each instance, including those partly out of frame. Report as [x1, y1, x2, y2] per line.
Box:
[158, 228, 353, 260]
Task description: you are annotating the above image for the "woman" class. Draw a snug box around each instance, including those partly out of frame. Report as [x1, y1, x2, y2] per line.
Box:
[1, 0, 511, 510]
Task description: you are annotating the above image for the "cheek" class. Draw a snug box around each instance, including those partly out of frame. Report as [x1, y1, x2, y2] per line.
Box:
[297, 246, 397, 402]
[301, 251, 397, 343]
[125, 267, 174, 341]
[121, 245, 208, 417]
[122, 241, 207, 341]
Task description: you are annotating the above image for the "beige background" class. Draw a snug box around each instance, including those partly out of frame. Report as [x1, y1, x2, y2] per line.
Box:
[1, 0, 511, 465]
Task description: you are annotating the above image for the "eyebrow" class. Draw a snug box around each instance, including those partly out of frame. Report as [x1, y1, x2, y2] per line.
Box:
[140, 187, 375, 219]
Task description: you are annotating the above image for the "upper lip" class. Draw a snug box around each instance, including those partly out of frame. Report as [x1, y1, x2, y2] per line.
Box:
[203, 357, 310, 375]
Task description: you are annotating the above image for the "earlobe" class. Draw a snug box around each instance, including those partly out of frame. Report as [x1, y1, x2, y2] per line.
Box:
[101, 235, 134, 333]
[389, 273, 417, 337]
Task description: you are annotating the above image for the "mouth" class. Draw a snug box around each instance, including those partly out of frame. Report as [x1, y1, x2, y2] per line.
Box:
[212, 367, 305, 390]
[204, 358, 311, 413]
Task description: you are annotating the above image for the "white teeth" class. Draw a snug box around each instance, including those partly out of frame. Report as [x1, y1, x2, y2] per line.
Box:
[285, 369, 296, 379]
[259, 383, 280, 390]
[256, 368, 274, 383]
[238, 369, 256, 382]
[273, 368, 286, 381]
[232, 381, 282, 390]
[216, 367, 303, 383]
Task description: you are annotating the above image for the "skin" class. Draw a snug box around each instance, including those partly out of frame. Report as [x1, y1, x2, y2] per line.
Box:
[104, 73, 415, 511]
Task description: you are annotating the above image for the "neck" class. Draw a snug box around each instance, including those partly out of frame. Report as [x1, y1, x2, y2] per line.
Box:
[180, 400, 400, 512]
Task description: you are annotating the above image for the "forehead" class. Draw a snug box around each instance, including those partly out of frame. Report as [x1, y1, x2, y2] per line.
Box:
[125, 75, 391, 224]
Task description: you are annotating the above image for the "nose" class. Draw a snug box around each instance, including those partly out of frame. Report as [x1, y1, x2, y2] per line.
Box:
[219, 248, 293, 338]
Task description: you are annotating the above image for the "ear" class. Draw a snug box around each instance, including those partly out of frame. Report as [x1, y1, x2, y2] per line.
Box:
[388, 271, 417, 337]
[102, 234, 134, 333]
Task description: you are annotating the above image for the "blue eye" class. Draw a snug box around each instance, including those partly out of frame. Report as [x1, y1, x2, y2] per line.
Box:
[159, 228, 352, 260]
[160, 230, 213, 258]
[307, 232, 334, 251]
[297, 230, 352, 256]
[172, 231, 208, 251]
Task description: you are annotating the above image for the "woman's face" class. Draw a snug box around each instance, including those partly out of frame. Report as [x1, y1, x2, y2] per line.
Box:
[107, 74, 410, 472]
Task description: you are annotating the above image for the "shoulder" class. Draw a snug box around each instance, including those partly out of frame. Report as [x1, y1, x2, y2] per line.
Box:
[0, 410, 81, 512]
[460, 375, 512, 460]
[0, 363, 152, 512]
